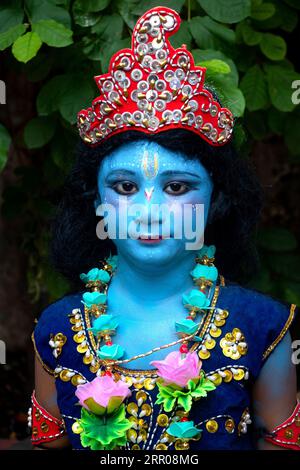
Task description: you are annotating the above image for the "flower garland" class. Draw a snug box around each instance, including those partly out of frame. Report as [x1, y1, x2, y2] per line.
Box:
[73, 245, 218, 450]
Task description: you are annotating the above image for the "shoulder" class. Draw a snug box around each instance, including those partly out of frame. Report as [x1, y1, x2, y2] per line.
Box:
[32, 292, 83, 374]
[219, 281, 297, 362]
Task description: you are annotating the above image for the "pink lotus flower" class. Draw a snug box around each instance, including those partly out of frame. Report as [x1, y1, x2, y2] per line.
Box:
[75, 375, 131, 415]
[150, 351, 202, 388]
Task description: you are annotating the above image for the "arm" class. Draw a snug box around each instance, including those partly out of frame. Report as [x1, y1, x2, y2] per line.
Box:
[33, 356, 71, 449]
[252, 332, 297, 450]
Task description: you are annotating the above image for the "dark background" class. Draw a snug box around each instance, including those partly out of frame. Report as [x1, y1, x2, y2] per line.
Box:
[0, 0, 300, 447]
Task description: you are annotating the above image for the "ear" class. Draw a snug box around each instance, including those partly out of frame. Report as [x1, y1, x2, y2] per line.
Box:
[207, 190, 231, 224]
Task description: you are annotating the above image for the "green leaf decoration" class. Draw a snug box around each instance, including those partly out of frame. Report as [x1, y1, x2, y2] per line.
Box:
[155, 374, 216, 413]
[240, 65, 269, 111]
[197, 0, 251, 24]
[24, 116, 56, 149]
[32, 20, 73, 48]
[0, 0, 24, 35]
[78, 405, 132, 450]
[12, 31, 42, 63]
[0, 24, 26, 51]
[251, 2, 276, 21]
[260, 34, 287, 61]
[167, 420, 201, 439]
[0, 124, 11, 173]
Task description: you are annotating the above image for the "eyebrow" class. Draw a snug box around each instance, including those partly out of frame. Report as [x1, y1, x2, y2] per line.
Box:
[106, 169, 201, 178]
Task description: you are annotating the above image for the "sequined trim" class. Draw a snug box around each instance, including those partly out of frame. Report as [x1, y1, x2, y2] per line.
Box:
[262, 304, 297, 361]
[31, 331, 55, 376]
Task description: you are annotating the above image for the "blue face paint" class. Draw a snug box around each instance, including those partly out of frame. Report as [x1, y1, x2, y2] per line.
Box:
[97, 140, 213, 266]
[96, 139, 214, 368]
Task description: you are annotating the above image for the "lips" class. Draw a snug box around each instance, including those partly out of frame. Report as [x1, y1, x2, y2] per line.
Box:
[138, 235, 163, 240]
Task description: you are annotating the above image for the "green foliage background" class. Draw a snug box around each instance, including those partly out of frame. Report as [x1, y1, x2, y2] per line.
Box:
[0, 0, 300, 305]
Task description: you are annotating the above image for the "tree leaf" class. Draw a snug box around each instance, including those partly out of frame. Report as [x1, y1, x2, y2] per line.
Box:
[238, 22, 263, 46]
[260, 33, 287, 61]
[91, 14, 124, 40]
[170, 20, 193, 50]
[198, 16, 236, 43]
[258, 228, 298, 252]
[37, 75, 67, 115]
[0, 24, 27, 51]
[197, 0, 251, 24]
[24, 116, 56, 148]
[132, 0, 185, 16]
[0, 0, 24, 34]
[240, 64, 269, 111]
[25, 0, 71, 28]
[12, 31, 42, 63]
[189, 17, 216, 49]
[192, 48, 239, 86]
[0, 124, 11, 172]
[58, 76, 96, 124]
[198, 59, 231, 75]
[251, 2, 276, 20]
[73, 0, 110, 13]
[265, 64, 299, 112]
[32, 19, 73, 47]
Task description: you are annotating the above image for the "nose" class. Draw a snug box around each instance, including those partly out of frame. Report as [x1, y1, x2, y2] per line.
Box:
[134, 189, 165, 228]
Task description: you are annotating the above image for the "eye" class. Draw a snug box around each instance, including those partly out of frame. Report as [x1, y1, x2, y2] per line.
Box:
[112, 181, 138, 195]
[164, 182, 190, 195]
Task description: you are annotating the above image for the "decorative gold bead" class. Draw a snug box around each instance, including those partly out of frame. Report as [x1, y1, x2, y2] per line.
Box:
[71, 374, 83, 386]
[285, 428, 293, 439]
[295, 415, 300, 427]
[83, 135, 92, 143]
[103, 106, 112, 114]
[210, 327, 222, 338]
[136, 391, 147, 404]
[89, 363, 100, 373]
[131, 444, 140, 450]
[155, 443, 168, 450]
[201, 125, 211, 132]
[223, 370, 233, 382]
[206, 419, 218, 433]
[127, 428, 137, 442]
[175, 439, 189, 450]
[60, 370, 71, 382]
[72, 421, 83, 434]
[127, 402, 138, 416]
[141, 403, 151, 417]
[225, 419, 235, 434]
[144, 378, 156, 390]
[204, 338, 216, 350]
[77, 343, 89, 354]
[32, 426, 38, 437]
[157, 414, 169, 427]
[41, 422, 49, 433]
[233, 369, 245, 381]
[198, 349, 210, 360]
[34, 410, 41, 421]
[73, 333, 85, 343]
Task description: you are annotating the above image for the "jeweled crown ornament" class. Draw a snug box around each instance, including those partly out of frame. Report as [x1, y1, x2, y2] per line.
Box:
[77, 6, 234, 147]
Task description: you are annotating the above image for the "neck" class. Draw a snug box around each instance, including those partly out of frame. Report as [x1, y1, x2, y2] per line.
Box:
[110, 251, 197, 303]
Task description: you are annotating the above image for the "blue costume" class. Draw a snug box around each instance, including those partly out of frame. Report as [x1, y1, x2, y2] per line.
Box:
[32, 277, 297, 450]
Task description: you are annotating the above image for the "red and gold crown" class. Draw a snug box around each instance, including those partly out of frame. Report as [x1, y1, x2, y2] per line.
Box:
[77, 6, 234, 147]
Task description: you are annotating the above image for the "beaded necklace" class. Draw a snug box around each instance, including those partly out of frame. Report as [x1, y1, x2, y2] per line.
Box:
[73, 245, 220, 450]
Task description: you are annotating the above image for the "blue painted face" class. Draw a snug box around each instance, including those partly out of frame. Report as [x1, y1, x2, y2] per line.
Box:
[96, 139, 213, 267]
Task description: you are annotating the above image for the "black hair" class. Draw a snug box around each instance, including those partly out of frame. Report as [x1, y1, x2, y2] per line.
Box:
[50, 128, 263, 290]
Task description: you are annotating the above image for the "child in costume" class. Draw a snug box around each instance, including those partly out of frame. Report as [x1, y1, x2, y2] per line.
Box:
[29, 7, 299, 451]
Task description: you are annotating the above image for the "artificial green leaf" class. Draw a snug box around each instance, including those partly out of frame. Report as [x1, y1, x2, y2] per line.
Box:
[12, 31, 42, 63]
[260, 33, 287, 61]
[257, 227, 298, 252]
[32, 19, 73, 47]
[251, 2, 276, 20]
[0, 0, 24, 34]
[0, 124, 11, 172]
[24, 116, 56, 149]
[0, 24, 26, 51]
[25, 0, 71, 28]
[265, 64, 299, 112]
[197, 0, 251, 23]
[240, 65, 269, 111]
